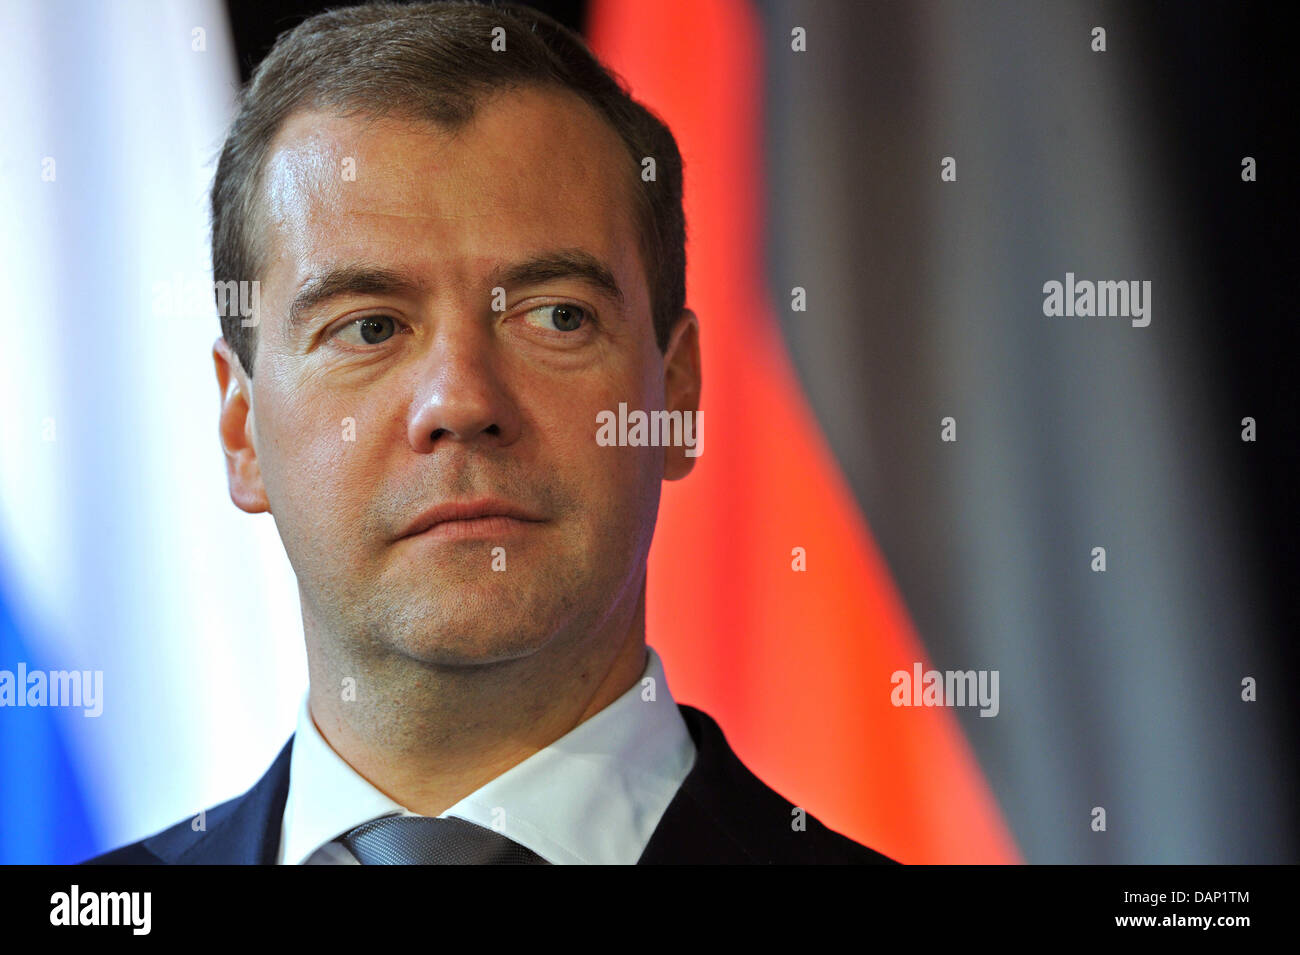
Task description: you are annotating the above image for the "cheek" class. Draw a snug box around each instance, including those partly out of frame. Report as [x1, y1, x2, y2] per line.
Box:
[542, 362, 664, 516]
[256, 377, 382, 537]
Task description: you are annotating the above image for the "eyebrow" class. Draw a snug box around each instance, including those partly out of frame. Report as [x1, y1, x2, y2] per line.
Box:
[288, 266, 418, 330]
[487, 250, 625, 308]
[287, 249, 625, 331]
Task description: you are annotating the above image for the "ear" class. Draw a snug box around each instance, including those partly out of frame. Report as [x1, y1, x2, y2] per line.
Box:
[213, 336, 270, 514]
[661, 309, 702, 481]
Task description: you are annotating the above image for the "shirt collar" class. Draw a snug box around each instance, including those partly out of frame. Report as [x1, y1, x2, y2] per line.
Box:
[278, 645, 695, 865]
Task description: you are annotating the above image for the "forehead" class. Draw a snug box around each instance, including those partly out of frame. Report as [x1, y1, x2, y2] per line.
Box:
[258, 86, 644, 302]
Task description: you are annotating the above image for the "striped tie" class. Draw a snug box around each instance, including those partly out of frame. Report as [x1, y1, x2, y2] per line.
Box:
[340, 815, 550, 865]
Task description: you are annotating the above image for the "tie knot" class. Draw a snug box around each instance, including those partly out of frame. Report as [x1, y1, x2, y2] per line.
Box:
[340, 815, 549, 865]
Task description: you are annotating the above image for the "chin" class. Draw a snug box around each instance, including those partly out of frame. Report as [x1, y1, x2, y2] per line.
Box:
[380, 583, 579, 668]
[388, 627, 554, 668]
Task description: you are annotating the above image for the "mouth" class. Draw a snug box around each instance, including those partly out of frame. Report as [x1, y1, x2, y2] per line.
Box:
[397, 498, 546, 542]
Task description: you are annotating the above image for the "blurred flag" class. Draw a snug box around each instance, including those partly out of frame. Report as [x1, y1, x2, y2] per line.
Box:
[590, 0, 1021, 863]
[0, 0, 306, 862]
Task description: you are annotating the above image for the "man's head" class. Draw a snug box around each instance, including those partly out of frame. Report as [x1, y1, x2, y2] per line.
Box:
[211, 2, 700, 669]
[212, 0, 686, 374]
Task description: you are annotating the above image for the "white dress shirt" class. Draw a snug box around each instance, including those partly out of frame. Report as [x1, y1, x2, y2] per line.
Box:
[277, 645, 696, 865]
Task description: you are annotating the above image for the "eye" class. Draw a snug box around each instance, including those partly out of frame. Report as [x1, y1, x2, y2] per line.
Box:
[524, 303, 590, 332]
[333, 314, 399, 346]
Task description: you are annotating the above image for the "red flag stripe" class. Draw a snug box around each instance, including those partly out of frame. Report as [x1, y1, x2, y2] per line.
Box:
[587, 0, 1021, 863]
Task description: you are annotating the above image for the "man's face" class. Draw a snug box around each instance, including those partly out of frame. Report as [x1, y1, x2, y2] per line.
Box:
[215, 86, 697, 666]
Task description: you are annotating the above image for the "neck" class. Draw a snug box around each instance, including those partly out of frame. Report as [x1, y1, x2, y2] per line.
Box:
[303, 585, 648, 817]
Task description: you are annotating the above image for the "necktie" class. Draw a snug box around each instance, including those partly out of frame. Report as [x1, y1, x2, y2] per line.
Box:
[339, 815, 551, 865]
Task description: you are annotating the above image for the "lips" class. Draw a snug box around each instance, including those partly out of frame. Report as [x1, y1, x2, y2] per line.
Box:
[398, 498, 545, 540]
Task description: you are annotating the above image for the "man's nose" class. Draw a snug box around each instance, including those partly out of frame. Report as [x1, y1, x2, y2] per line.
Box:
[406, 324, 520, 453]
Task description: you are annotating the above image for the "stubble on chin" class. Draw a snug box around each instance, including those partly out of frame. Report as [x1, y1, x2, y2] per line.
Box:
[349, 539, 595, 667]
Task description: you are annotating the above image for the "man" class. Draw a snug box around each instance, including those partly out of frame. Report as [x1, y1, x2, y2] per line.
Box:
[87, 1, 895, 865]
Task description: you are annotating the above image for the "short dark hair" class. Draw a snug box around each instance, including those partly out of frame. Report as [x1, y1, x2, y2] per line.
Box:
[212, 0, 686, 375]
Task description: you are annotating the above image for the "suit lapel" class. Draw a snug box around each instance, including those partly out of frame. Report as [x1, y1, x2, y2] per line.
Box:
[637, 705, 758, 863]
[145, 736, 295, 864]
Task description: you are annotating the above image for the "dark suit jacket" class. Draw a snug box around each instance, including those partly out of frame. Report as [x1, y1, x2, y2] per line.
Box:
[84, 703, 897, 864]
